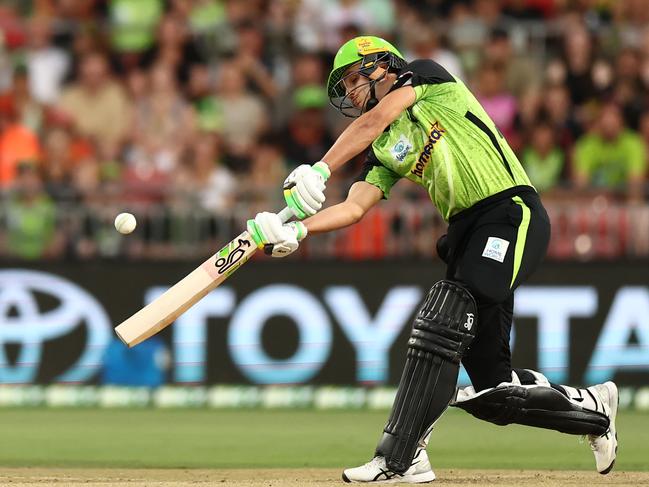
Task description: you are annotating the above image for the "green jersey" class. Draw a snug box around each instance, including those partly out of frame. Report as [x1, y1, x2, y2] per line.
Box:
[573, 129, 646, 188]
[358, 60, 533, 221]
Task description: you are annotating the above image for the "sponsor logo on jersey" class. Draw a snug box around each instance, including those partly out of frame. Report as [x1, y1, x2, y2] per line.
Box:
[390, 135, 412, 162]
[411, 122, 445, 178]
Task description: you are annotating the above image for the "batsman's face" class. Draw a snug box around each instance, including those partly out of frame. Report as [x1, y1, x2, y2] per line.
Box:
[342, 64, 371, 109]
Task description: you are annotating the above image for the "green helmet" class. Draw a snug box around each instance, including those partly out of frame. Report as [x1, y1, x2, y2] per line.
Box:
[327, 36, 407, 116]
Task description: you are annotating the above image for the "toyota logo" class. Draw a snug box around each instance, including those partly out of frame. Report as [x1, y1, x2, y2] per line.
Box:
[0, 270, 111, 383]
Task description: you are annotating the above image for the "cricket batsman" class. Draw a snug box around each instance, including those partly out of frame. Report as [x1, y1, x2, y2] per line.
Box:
[247, 36, 618, 483]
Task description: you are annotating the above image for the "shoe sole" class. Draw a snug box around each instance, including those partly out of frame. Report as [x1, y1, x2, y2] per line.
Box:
[342, 471, 435, 484]
[599, 381, 618, 475]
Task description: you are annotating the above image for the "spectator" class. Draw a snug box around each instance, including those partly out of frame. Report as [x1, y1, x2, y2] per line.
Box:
[0, 96, 40, 188]
[541, 84, 580, 150]
[403, 26, 464, 80]
[276, 52, 332, 127]
[187, 64, 221, 132]
[233, 21, 278, 99]
[294, 0, 395, 53]
[61, 24, 105, 84]
[188, 0, 235, 59]
[521, 121, 566, 193]
[212, 60, 268, 166]
[42, 127, 78, 202]
[573, 103, 647, 201]
[24, 16, 70, 105]
[131, 63, 195, 174]
[96, 139, 123, 188]
[559, 28, 613, 107]
[612, 48, 645, 130]
[474, 61, 518, 141]
[638, 110, 649, 158]
[5, 66, 44, 133]
[173, 132, 236, 215]
[58, 52, 131, 146]
[245, 132, 288, 212]
[291, 52, 325, 87]
[124, 67, 149, 104]
[192, 133, 235, 215]
[282, 86, 334, 169]
[447, 0, 503, 71]
[142, 13, 204, 84]
[188, 0, 227, 35]
[109, 0, 164, 55]
[42, 0, 102, 52]
[483, 27, 540, 98]
[1, 163, 63, 260]
[514, 87, 541, 136]
[224, 0, 267, 26]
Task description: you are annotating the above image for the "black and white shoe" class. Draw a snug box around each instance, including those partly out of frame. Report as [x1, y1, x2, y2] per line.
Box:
[342, 449, 435, 484]
[587, 381, 618, 475]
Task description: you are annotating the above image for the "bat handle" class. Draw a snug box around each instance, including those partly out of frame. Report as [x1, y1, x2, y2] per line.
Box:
[278, 206, 294, 223]
[262, 207, 294, 256]
[277, 162, 330, 224]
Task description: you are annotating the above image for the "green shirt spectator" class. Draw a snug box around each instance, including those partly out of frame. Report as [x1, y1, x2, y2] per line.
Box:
[574, 104, 647, 199]
[574, 130, 646, 187]
[522, 148, 564, 193]
[4, 165, 58, 260]
[109, 0, 163, 53]
[189, 0, 226, 32]
[6, 194, 56, 259]
[522, 122, 565, 193]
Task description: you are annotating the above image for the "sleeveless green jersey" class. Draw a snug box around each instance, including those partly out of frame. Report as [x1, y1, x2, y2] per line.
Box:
[357, 60, 533, 221]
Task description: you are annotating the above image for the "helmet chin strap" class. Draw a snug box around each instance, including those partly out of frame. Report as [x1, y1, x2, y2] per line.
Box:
[365, 83, 379, 111]
[363, 66, 387, 113]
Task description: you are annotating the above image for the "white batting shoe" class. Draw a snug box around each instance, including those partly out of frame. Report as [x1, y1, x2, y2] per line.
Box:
[587, 381, 618, 474]
[342, 448, 435, 483]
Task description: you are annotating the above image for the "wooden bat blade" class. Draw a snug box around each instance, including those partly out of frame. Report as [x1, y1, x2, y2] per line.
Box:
[115, 231, 257, 347]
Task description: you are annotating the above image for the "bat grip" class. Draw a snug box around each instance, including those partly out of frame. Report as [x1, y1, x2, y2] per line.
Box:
[263, 207, 294, 256]
[278, 206, 294, 223]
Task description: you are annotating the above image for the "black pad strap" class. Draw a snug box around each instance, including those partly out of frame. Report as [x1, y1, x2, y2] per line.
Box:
[453, 385, 609, 436]
[376, 280, 477, 473]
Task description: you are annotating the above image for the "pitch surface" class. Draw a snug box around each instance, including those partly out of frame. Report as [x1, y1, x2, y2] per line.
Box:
[0, 408, 646, 484]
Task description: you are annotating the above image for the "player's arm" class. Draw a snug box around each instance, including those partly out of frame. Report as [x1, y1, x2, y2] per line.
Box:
[304, 181, 383, 234]
[322, 86, 415, 172]
[281, 87, 414, 220]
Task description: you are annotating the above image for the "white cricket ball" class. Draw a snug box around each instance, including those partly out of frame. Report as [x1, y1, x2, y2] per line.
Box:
[114, 212, 137, 234]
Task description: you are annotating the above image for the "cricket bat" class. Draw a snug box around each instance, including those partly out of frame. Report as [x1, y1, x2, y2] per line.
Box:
[115, 206, 294, 347]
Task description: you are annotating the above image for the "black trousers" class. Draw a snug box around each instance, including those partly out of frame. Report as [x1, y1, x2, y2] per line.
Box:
[439, 186, 551, 392]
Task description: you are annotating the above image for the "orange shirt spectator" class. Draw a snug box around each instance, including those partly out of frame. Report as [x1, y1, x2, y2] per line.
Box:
[0, 97, 41, 187]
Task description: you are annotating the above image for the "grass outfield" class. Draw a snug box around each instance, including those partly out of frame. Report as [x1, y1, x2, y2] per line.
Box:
[0, 408, 646, 471]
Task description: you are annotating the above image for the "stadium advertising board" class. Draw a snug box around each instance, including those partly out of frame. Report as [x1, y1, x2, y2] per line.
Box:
[0, 261, 647, 387]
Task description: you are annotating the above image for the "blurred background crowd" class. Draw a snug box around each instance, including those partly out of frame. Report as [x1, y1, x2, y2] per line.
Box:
[1, 0, 649, 261]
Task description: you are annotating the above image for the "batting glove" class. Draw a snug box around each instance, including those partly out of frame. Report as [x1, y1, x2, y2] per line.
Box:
[247, 212, 308, 258]
[283, 161, 331, 219]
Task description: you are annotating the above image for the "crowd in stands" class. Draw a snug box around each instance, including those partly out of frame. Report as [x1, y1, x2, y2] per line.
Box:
[0, 0, 648, 260]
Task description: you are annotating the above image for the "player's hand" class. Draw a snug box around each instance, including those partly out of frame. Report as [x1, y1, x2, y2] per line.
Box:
[247, 212, 307, 257]
[283, 161, 331, 219]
